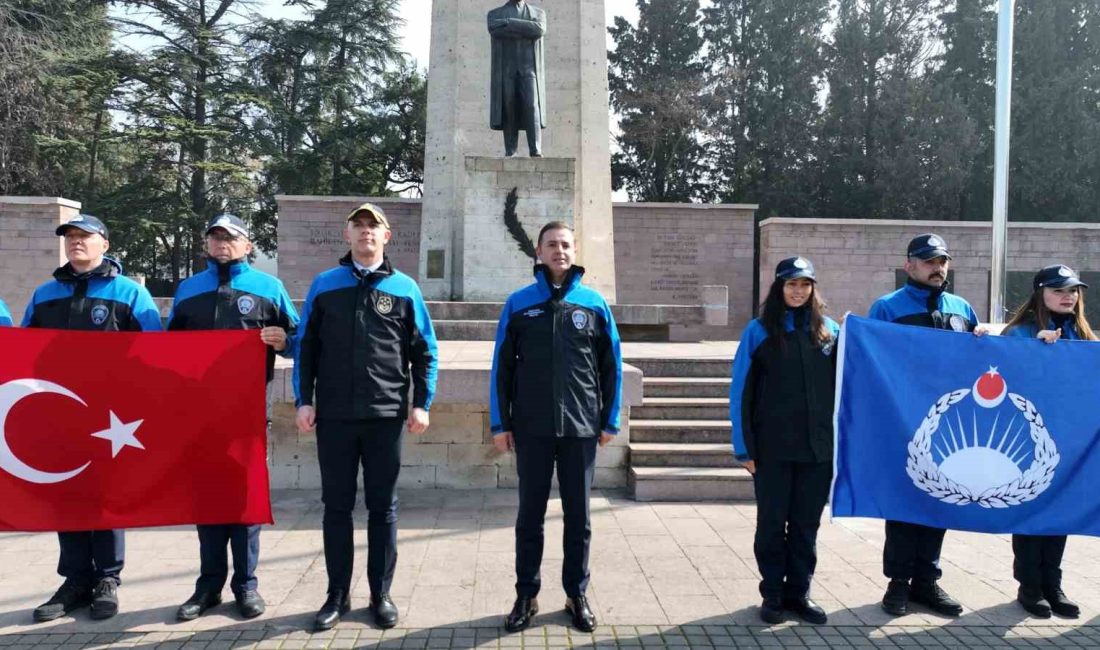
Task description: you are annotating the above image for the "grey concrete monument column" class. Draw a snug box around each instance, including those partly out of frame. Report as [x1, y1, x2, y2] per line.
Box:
[419, 0, 616, 302]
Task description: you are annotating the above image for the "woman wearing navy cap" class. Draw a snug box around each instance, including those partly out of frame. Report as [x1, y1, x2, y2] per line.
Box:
[729, 256, 840, 625]
[1001, 264, 1094, 619]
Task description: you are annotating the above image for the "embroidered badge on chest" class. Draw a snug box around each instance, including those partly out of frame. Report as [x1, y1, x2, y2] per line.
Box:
[90, 305, 109, 326]
[376, 293, 394, 315]
[949, 314, 968, 332]
[571, 310, 588, 330]
[237, 295, 256, 315]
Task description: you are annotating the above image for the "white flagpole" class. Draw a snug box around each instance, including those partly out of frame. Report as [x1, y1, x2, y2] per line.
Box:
[990, 0, 1016, 323]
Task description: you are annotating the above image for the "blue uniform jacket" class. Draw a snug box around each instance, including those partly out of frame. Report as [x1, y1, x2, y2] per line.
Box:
[169, 258, 300, 382]
[729, 311, 841, 461]
[490, 265, 623, 438]
[868, 280, 978, 331]
[293, 254, 438, 420]
[22, 258, 162, 332]
[0, 298, 10, 326]
[1002, 318, 1083, 341]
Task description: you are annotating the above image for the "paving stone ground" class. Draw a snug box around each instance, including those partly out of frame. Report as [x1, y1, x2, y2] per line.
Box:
[0, 490, 1097, 648]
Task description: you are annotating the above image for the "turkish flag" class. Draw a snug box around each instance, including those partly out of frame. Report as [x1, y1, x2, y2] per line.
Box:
[0, 328, 272, 531]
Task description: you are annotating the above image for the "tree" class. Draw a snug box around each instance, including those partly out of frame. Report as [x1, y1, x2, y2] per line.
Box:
[609, 0, 710, 202]
[702, 0, 829, 218]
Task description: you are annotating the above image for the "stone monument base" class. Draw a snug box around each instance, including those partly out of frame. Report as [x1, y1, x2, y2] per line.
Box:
[457, 156, 575, 301]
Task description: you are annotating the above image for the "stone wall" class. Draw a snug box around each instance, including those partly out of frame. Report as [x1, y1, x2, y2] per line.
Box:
[613, 203, 756, 337]
[759, 218, 1100, 320]
[0, 197, 79, 323]
[266, 361, 641, 490]
[277, 196, 422, 300]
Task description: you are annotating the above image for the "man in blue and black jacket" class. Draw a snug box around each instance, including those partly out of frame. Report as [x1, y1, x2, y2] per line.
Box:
[869, 233, 989, 618]
[24, 214, 162, 623]
[294, 203, 438, 631]
[168, 214, 299, 622]
[490, 221, 623, 634]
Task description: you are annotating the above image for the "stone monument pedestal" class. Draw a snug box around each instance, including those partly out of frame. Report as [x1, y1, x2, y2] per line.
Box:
[457, 156, 575, 300]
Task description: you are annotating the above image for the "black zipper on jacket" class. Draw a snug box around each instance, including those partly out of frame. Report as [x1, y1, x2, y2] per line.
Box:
[551, 296, 563, 437]
[69, 280, 88, 328]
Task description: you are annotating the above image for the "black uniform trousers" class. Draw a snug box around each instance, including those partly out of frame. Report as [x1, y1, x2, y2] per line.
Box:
[502, 74, 542, 156]
[195, 524, 260, 594]
[1012, 534, 1067, 589]
[58, 530, 125, 585]
[883, 521, 945, 582]
[752, 460, 832, 599]
[514, 435, 597, 599]
[316, 417, 403, 596]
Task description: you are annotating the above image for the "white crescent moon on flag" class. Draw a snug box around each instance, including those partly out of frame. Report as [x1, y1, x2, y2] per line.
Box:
[0, 379, 91, 484]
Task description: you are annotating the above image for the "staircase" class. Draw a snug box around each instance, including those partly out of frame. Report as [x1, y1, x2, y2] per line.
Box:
[627, 357, 754, 501]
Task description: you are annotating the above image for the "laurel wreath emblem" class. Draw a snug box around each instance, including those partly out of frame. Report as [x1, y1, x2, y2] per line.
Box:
[906, 390, 1059, 508]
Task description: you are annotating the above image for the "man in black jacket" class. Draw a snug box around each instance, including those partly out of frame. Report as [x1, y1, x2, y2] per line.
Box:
[25, 214, 162, 623]
[490, 221, 623, 633]
[294, 203, 438, 631]
[169, 214, 299, 621]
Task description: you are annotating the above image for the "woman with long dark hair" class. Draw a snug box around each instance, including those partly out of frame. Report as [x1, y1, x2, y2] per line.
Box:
[729, 256, 840, 625]
[1001, 264, 1094, 619]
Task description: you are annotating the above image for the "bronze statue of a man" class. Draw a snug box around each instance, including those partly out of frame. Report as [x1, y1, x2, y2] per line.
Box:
[487, 0, 547, 157]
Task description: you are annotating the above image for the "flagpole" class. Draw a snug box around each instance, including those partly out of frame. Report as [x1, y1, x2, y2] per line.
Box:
[990, 0, 1015, 324]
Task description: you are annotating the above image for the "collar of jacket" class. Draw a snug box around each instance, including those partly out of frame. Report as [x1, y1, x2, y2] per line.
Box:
[53, 257, 121, 283]
[783, 305, 811, 332]
[904, 277, 949, 300]
[533, 263, 585, 299]
[206, 257, 250, 282]
[339, 252, 394, 280]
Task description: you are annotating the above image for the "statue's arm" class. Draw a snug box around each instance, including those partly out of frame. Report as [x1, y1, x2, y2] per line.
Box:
[506, 11, 545, 39]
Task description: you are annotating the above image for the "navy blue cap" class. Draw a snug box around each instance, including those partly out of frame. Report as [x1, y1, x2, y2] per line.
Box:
[56, 214, 109, 239]
[775, 256, 816, 281]
[1034, 264, 1088, 290]
[205, 213, 249, 238]
[907, 233, 952, 260]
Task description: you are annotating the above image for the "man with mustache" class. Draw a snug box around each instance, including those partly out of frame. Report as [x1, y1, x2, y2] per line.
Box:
[867, 233, 989, 618]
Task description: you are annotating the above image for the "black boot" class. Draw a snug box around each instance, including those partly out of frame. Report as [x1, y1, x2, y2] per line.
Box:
[235, 590, 266, 619]
[504, 596, 538, 633]
[783, 596, 827, 625]
[1044, 585, 1079, 619]
[1017, 585, 1051, 618]
[910, 579, 962, 616]
[759, 597, 783, 625]
[370, 594, 399, 629]
[314, 590, 350, 631]
[881, 579, 910, 616]
[565, 595, 596, 633]
[89, 579, 119, 620]
[32, 579, 93, 623]
[176, 590, 222, 621]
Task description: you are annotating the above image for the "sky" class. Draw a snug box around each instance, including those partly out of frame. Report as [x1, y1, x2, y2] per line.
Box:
[262, 0, 642, 68]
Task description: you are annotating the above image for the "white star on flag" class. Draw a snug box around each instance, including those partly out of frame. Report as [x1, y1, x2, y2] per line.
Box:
[90, 412, 145, 458]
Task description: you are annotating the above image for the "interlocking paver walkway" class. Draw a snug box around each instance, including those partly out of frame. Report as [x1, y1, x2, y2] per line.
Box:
[0, 490, 1097, 648]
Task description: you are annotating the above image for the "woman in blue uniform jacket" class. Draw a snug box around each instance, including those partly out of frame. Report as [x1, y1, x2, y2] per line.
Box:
[1001, 263, 1094, 619]
[729, 256, 840, 626]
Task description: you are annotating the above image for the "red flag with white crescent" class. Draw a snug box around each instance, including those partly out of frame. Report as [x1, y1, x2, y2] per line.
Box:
[0, 328, 272, 531]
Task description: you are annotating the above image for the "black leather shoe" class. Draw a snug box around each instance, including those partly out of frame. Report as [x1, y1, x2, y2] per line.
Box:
[370, 593, 399, 629]
[504, 596, 538, 633]
[565, 595, 596, 633]
[1043, 586, 1079, 618]
[314, 590, 350, 631]
[32, 579, 93, 622]
[177, 590, 222, 621]
[1017, 586, 1051, 618]
[881, 579, 910, 616]
[235, 590, 266, 619]
[90, 579, 119, 620]
[783, 597, 827, 625]
[910, 580, 962, 616]
[759, 597, 783, 625]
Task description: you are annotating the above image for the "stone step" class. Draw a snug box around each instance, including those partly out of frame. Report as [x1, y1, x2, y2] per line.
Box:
[629, 442, 738, 468]
[433, 320, 496, 341]
[643, 377, 731, 398]
[626, 358, 731, 378]
[630, 466, 754, 501]
[630, 419, 731, 444]
[632, 397, 729, 421]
